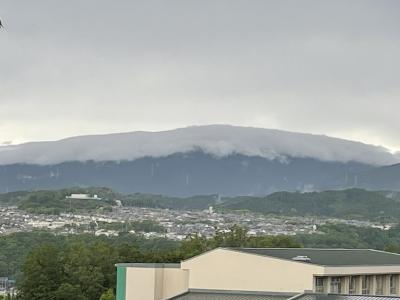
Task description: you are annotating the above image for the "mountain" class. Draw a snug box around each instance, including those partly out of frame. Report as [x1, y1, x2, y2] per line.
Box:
[357, 163, 400, 191]
[0, 125, 398, 196]
[0, 125, 397, 166]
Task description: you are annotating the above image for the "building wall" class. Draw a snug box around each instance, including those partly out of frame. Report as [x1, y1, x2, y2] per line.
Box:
[122, 266, 189, 300]
[126, 267, 156, 300]
[181, 248, 324, 293]
[162, 268, 189, 299]
[119, 250, 400, 299]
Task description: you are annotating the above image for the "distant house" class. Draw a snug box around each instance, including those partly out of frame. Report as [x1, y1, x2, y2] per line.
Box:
[0, 277, 14, 295]
[0, 277, 9, 291]
[65, 194, 102, 200]
[116, 248, 400, 300]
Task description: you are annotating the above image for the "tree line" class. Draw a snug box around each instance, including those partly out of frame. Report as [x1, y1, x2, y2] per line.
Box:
[11, 226, 299, 300]
[14, 223, 400, 300]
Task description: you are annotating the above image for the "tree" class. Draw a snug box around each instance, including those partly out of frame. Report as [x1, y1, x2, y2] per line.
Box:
[18, 244, 63, 300]
[99, 289, 115, 300]
[178, 225, 302, 261]
[53, 283, 85, 300]
[16, 224, 302, 299]
[213, 225, 248, 247]
[18, 242, 117, 300]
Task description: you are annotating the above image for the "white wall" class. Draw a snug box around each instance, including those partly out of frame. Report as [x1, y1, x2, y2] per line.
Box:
[181, 248, 324, 293]
[125, 266, 188, 300]
[126, 268, 156, 300]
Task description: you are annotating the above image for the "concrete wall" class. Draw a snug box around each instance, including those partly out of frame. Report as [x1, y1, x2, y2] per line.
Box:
[126, 267, 156, 300]
[162, 268, 189, 299]
[124, 266, 188, 300]
[181, 248, 324, 293]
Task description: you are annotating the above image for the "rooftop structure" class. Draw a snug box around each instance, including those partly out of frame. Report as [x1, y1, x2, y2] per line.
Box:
[116, 248, 400, 300]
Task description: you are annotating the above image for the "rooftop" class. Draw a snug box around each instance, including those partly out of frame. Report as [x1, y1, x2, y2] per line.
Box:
[293, 294, 400, 300]
[115, 263, 181, 268]
[169, 290, 291, 300]
[229, 248, 400, 266]
[171, 292, 400, 300]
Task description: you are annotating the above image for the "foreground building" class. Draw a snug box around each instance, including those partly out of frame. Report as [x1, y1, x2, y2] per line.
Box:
[116, 248, 400, 300]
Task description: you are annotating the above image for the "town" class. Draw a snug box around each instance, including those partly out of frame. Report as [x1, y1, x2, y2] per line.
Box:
[0, 204, 390, 240]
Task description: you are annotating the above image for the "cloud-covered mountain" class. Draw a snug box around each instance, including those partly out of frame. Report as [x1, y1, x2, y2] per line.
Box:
[0, 125, 398, 196]
[0, 125, 397, 166]
[357, 163, 400, 191]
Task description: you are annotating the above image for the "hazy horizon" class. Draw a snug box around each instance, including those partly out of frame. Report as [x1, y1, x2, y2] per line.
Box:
[1, 1, 400, 151]
[0, 124, 398, 158]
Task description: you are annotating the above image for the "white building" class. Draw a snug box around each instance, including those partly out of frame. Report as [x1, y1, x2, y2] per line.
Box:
[116, 248, 400, 300]
[65, 194, 102, 200]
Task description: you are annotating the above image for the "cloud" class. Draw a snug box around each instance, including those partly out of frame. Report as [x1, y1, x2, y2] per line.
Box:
[0, 125, 397, 166]
[0, 0, 399, 151]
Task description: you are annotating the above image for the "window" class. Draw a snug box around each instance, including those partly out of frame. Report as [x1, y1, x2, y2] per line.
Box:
[331, 277, 342, 294]
[315, 277, 324, 293]
[349, 276, 357, 294]
[376, 275, 384, 295]
[390, 275, 398, 295]
[362, 276, 371, 295]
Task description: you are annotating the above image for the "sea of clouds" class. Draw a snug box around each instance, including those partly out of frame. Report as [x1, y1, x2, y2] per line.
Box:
[0, 125, 398, 166]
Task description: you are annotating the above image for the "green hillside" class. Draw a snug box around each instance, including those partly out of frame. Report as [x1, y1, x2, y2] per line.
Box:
[0, 187, 117, 214]
[218, 189, 400, 220]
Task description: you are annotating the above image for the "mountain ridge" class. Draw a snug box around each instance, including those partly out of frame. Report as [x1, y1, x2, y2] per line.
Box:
[1, 125, 399, 196]
[0, 125, 398, 166]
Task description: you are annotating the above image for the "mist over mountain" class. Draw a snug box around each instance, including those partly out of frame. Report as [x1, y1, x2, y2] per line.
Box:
[0, 125, 398, 196]
[0, 125, 397, 166]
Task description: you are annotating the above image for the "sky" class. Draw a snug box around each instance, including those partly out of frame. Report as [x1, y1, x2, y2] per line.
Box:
[0, 0, 399, 152]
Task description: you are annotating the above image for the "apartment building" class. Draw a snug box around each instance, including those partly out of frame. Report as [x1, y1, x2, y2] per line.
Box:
[116, 248, 400, 300]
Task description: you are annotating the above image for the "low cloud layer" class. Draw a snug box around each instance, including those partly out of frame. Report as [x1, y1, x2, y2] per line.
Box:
[0, 125, 398, 166]
[1, 1, 400, 151]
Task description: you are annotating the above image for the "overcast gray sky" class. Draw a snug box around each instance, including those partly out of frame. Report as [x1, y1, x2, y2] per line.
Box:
[1, 0, 399, 151]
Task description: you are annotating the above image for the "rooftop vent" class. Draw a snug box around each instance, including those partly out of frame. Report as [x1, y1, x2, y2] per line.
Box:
[292, 255, 311, 262]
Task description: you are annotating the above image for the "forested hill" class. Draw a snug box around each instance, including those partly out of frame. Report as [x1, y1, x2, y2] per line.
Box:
[218, 189, 400, 220]
[2, 187, 400, 220]
[0, 187, 118, 214]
